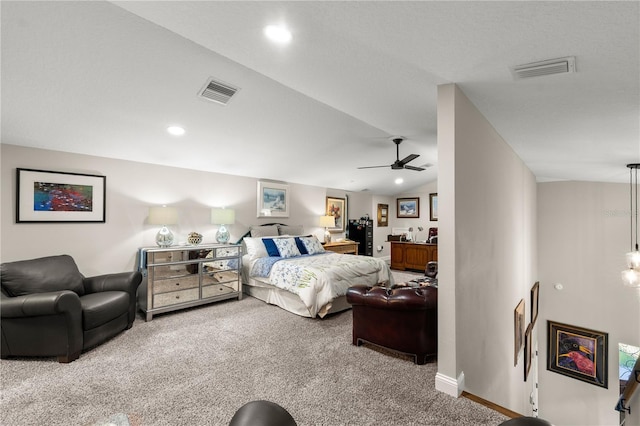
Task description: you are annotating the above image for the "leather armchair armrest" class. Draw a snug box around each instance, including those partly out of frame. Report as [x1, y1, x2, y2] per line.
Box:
[1, 290, 81, 318]
[83, 271, 142, 295]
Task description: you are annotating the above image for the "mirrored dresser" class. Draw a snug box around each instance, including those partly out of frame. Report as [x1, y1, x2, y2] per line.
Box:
[137, 243, 241, 321]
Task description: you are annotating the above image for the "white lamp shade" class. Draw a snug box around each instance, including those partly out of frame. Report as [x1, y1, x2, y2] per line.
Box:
[148, 206, 178, 225]
[211, 208, 235, 225]
[320, 215, 335, 228]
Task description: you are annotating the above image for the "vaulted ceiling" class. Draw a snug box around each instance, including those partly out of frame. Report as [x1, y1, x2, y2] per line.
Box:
[2, 1, 638, 195]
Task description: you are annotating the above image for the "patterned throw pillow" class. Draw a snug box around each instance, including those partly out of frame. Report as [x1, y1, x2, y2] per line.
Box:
[294, 237, 309, 255]
[262, 238, 281, 257]
[273, 238, 302, 258]
[299, 236, 325, 255]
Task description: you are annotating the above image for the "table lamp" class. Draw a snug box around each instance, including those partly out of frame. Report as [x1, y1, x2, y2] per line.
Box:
[148, 206, 178, 247]
[320, 215, 335, 244]
[211, 208, 235, 243]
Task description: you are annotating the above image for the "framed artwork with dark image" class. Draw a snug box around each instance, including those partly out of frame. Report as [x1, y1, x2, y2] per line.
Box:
[16, 168, 106, 223]
[514, 299, 525, 366]
[397, 197, 419, 218]
[530, 281, 540, 326]
[547, 320, 608, 388]
[429, 193, 438, 221]
[326, 196, 346, 233]
[524, 323, 533, 381]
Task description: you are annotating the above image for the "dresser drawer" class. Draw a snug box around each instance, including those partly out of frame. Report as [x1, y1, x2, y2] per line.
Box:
[153, 287, 199, 308]
[202, 283, 237, 299]
[152, 275, 199, 294]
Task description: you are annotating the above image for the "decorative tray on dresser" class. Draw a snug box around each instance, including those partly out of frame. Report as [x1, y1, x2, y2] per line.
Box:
[137, 243, 241, 321]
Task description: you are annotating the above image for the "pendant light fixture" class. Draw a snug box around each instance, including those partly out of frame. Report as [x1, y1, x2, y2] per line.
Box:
[621, 163, 640, 287]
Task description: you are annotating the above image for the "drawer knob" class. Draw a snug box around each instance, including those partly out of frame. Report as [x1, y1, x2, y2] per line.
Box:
[175, 295, 180, 299]
[175, 282, 180, 286]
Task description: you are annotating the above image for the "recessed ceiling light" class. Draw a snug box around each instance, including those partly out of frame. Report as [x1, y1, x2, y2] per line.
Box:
[264, 25, 292, 44]
[395, 178, 404, 185]
[167, 126, 185, 136]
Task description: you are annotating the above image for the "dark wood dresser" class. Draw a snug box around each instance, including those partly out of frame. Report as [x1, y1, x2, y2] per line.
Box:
[390, 242, 438, 271]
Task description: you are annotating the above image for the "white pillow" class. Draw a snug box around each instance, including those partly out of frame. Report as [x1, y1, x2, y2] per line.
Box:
[300, 236, 325, 255]
[273, 238, 302, 258]
[244, 237, 268, 260]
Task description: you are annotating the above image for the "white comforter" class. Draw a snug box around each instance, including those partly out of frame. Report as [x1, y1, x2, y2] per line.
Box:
[247, 252, 392, 317]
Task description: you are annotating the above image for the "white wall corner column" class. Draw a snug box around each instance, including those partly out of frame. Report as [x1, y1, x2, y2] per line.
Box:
[435, 83, 462, 395]
[435, 371, 466, 397]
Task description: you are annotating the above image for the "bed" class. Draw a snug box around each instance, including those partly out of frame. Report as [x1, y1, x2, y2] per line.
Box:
[240, 224, 393, 318]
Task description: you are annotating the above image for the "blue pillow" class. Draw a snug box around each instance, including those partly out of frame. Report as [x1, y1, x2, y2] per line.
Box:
[294, 237, 309, 255]
[262, 238, 280, 257]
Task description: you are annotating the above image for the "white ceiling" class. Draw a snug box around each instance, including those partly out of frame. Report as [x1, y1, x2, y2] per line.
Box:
[2, 1, 639, 195]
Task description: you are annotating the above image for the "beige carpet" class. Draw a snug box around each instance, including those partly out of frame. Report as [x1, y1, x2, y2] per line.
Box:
[1, 273, 507, 426]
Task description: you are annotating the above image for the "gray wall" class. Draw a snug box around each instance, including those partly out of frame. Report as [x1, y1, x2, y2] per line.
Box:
[1, 144, 346, 274]
[1, 144, 431, 272]
[538, 181, 640, 426]
[437, 84, 537, 415]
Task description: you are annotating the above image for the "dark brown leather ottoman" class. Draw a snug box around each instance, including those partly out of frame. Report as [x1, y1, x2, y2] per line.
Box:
[346, 285, 437, 365]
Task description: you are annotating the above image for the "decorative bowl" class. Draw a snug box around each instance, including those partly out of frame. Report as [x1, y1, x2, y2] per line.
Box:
[187, 232, 203, 245]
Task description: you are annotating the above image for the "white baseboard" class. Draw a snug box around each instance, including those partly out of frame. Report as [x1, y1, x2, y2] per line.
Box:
[435, 371, 465, 397]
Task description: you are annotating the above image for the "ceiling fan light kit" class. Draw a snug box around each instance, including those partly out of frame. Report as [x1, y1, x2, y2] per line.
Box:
[358, 137, 425, 172]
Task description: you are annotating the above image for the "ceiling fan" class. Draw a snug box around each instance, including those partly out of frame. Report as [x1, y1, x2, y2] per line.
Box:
[357, 137, 425, 171]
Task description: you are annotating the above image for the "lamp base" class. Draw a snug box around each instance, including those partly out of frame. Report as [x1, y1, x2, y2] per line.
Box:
[216, 225, 230, 244]
[156, 226, 174, 247]
[324, 229, 331, 244]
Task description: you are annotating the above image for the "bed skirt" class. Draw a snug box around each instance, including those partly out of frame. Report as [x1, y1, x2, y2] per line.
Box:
[243, 283, 351, 318]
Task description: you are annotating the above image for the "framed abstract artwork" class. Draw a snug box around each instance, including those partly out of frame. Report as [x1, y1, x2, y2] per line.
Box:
[257, 181, 289, 218]
[547, 321, 608, 388]
[397, 197, 419, 218]
[326, 196, 345, 233]
[16, 168, 106, 223]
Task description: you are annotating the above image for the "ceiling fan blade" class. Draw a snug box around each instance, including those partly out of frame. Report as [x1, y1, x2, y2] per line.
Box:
[357, 165, 392, 169]
[404, 165, 425, 171]
[398, 153, 419, 165]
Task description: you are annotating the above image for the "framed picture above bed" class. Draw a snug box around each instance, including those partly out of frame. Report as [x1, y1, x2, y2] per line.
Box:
[257, 181, 289, 218]
[326, 196, 345, 233]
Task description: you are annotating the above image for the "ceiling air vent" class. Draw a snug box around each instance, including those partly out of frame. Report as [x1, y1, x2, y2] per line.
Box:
[511, 56, 576, 80]
[198, 77, 239, 105]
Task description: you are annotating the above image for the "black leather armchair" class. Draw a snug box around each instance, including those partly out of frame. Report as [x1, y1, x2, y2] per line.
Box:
[1, 255, 141, 363]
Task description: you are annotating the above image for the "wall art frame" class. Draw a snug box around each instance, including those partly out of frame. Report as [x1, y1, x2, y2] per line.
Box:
[326, 196, 346, 233]
[524, 323, 533, 381]
[16, 168, 106, 223]
[514, 299, 525, 366]
[531, 281, 540, 326]
[429, 193, 438, 221]
[547, 320, 608, 388]
[257, 181, 290, 218]
[397, 197, 420, 218]
[377, 203, 388, 227]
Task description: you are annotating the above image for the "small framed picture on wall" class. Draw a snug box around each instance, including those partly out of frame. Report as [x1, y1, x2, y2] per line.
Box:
[429, 193, 438, 221]
[377, 203, 388, 227]
[326, 196, 346, 232]
[397, 197, 419, 218]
